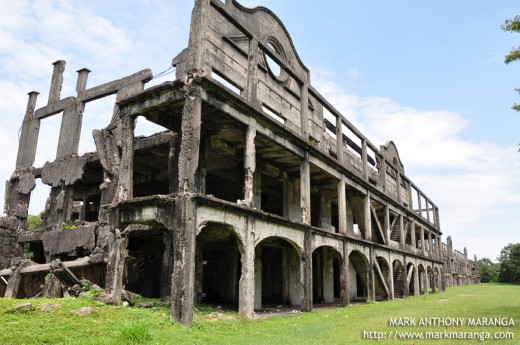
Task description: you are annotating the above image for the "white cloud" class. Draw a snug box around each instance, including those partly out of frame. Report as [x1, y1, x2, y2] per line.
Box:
[312, 68, 520, 260]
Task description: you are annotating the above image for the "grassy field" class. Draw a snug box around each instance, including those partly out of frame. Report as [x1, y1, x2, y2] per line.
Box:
[0, 283, 518, 345]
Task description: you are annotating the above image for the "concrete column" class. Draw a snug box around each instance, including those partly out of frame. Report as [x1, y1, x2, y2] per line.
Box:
[384, 206, 390, 244]
[417, 191, 423, 218]
[300, 153, 311, 224]
[301, 229, 313, 311]
[364, 192, 371, 241]
[337, 180, 347, 234]
[410, 220, 416, 248]
[340, 241, 350, 306]
[379, 157, 387, 192]
[414, 267, 420, 296]
[336, 115, 344, 163]
[171, 195, 197, 326]
[361, 140, 368, 180]
[245, 38, 259, 107]
[407, 181, 413, 211]
[243, 125, 256, 206]
[427, 231, 432, 253]
[396, 172, 402, 204]
[399, 214, 405, 246]
[57, 101, 85, 158]
[403, 257, 409, 297]
[388, 258, 395, 300]
[322, 247, 334, 303]
[238, 217, 255, 318]
[437, 235, 442, 258]
[105, 229, 128, 305]
[367, 247, 375, 302]
[300, 81, 310, 140]
[426, 199, 431, 223]
[254, 246, 262, 309]
[48, 60, 65, 104]
[16, 92, 40, 169]
[114, 115, 135, 202]
[420, 227, 425, 256]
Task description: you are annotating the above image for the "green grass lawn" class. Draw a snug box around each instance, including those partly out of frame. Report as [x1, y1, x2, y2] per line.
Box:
[1, 283, 518, 345]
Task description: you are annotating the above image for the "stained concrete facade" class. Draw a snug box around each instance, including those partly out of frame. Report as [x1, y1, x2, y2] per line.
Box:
[0, 0, 479, 326]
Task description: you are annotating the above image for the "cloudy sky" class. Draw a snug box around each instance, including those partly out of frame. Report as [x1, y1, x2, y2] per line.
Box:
[1, 0, 519, 261]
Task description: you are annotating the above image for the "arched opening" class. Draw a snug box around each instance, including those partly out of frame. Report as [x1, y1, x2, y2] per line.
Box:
[427, 266, 434, 293]
[124, 227, 171, 299]
[407, 263, 416, 296]
[195, 223, 242, 308]
[392, 259, 405, 298]
[312, 246, 342, 305]
[348, 250, 369, 302]
[375, 257, 390, 301]
[417, 264, 426, 294]
[434, 267, 441, 292]
[255, 237, 301, 309]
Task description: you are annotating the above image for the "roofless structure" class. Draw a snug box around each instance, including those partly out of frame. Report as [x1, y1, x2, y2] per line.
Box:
[0, 0, 479, 326]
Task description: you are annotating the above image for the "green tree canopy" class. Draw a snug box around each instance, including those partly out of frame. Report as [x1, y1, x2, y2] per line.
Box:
[497, 243, 520, 284]
[478, 258, 498, 283]
[502, 16, 520, 111]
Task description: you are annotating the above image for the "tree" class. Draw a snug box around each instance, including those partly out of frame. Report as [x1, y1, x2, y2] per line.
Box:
[497, 243, 520, 284]
[478, 258, 498, 283]
[502, 16, 520, 111]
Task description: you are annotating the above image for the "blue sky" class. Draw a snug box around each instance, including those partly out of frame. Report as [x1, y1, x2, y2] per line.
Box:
[1, 0, 519, 261]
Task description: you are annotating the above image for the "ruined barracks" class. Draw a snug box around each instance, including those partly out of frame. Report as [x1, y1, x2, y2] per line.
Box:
[0, 0, 480, 326]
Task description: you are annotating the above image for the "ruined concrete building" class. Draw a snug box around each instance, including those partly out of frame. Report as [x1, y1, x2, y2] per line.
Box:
[0, 0, 480, 326]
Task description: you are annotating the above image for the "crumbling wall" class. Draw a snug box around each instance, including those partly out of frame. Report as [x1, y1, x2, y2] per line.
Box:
[0, 217, 21, 269]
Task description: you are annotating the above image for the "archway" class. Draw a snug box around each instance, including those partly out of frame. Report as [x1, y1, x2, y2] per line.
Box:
[312, 246, 342, 305]
[406, 262, 417, 296]
[195, 223, 243, 307]
[375, 257, 390, 300]
[348, 250, 369, 302]
[417, 264, 426, 294]
[125, 227, 170, 299]
[427, 266, 434, 293]
[392, 259, 405, 298]
[255, 237, 302, 309]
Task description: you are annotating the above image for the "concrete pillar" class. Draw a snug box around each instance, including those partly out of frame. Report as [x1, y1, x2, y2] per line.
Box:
[417, 191, 423, 218]
[379, 157, 387, 192]
[396, 172, 402, 204]
[337, 180, 347, 234]
[170, 195, 197, 326]
[399, 214, 405, 246]
[367, 247, 375, 302]
[388, 258, 395, 300]
[336, 115, 344, 163]
[114, 115, 134, 202]
[426, 231, 432, 253]
[243, 125, 256, 206]
[384, 206, 390, 244]
[300, 153, 311, 224]
[361, 140, 368, 180]
[363, 192, 371, 241]
[48, 60, 65, 104]
[300, 81, 310, 140]
[301, 229, 313, 311]
[254, 246, 262, 309]
[245, 38, 259, 107]
[238, 217, 255, 318]
[56, 101, 85, 158]
[410, 221, 416, 249]
[105, 229, 128, 305]
[420, 227, 425, 256]
[16, 92, 40, 170]
[340, 241, 350, 306]
[322, 247, 334, 303]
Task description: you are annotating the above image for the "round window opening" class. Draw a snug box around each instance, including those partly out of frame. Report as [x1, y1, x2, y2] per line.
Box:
[264, 38, 286, 80]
